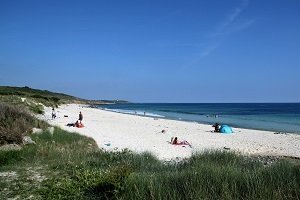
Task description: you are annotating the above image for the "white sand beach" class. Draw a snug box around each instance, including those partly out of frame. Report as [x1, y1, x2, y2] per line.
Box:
[40, 104, 300, 161]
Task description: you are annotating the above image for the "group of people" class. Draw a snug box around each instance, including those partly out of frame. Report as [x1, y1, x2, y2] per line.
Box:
[57, 110, 84, 128]
[66, 111, 84, 128]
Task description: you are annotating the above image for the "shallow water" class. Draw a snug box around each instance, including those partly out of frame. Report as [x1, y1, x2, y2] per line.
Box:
[97, 103, 300, 134]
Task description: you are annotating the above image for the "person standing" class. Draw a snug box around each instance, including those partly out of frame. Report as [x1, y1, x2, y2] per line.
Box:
[79, 111, 83, 124]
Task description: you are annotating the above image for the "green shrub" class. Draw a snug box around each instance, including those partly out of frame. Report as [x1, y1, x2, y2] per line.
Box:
[0, 102, 47, 144]
[29, 104, 44, 114]
[0, 150, 23, 165]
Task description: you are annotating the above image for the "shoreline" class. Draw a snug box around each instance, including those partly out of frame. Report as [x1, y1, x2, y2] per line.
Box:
[96, 107, 300, 135]
[40, 104, 300, 161]
[97, 103, 300, 134]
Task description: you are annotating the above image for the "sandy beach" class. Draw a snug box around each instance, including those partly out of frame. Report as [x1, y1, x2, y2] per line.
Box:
[40, 104, 300, 161]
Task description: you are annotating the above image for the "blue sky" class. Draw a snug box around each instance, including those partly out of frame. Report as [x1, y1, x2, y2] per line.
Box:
[0, 0, 299, 102]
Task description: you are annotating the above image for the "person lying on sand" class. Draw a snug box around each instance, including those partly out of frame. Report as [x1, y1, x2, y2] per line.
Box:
[66, 120, 84, 128]
[171, 137, 192, 147]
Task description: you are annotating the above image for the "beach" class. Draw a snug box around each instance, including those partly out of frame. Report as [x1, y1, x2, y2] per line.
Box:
[41, 104, 300, 161]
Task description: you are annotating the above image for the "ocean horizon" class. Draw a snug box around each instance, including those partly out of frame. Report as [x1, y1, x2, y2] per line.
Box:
[97, 103, 300, 134]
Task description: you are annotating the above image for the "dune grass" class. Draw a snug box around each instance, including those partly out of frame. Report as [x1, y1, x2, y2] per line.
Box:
[0, 102, 48, 145]
[0, 128, 299, 199]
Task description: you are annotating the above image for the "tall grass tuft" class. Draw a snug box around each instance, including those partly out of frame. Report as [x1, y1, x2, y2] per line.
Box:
[120, 151, 300, 200]
[0, 102, 47, 144]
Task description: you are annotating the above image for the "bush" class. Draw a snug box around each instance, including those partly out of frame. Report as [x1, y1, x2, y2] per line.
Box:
[0, 102, 46, 144]
[29, 104, 44, 114]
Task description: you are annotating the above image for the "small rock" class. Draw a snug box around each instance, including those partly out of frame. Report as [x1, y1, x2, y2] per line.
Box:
[47, 127, 54, 135]
[23, 136, 36, 145]
[32, 128, 43, 134]
[0, 144, 22, 151]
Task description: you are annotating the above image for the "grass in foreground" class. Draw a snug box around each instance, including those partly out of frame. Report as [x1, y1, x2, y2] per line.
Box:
[0, 128, 299, 200]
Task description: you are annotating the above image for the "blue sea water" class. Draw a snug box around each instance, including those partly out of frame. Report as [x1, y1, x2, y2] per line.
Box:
[97, 103, 300, 134]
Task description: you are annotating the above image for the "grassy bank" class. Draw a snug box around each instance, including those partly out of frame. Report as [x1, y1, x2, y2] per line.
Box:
[0, 86, 85, 114]
[0, 86, 128, 114]
[0, 102, 48, 145]
[1, 128, 299, 199]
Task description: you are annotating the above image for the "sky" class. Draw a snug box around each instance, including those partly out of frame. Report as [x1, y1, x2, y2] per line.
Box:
[0, 0, 300, 103]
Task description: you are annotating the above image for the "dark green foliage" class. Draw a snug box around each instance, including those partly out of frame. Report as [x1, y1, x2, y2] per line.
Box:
[0, 150, 23, 165]
[0, 86, 85, 108]
[29, 95, 60, 104]
[29, 104, 44, 114]
[0, 144, 38, 166]
[0, 86, 78, 101]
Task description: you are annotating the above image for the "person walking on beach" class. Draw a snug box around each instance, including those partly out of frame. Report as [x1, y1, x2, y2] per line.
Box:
[79, 111, 83, 124]
[52, 108, 56, 119]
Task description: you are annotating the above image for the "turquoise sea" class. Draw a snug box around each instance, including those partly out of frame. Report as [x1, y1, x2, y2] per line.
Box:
[97, 103, 300, 134]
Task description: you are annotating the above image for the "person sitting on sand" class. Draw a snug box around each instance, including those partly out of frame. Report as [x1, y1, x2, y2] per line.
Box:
[75, 120, 84, 128]
[171, 137, 192, 147]
[66, 120, 83, 128]
[212, 123, 220, 132]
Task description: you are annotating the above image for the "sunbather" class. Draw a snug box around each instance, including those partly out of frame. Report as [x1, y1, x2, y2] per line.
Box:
[171, 137, 192, 147]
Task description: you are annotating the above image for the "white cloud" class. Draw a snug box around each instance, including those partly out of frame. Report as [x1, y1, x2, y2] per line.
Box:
[220, 0, 249, 31]
[199, 44, 218, 58]
[199, 0, 252, 58]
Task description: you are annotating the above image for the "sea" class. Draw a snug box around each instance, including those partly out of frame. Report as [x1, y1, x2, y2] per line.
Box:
[96, 103, 300, 134]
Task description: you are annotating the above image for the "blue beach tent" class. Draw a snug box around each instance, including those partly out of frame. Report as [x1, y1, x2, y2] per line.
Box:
[219, 125, 233, 134]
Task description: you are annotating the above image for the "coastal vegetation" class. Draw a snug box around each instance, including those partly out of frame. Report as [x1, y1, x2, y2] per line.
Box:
[0, 86, 128, 114]
[0, 86, 299, 199]
[1, 128, 299, 199]
[0, 86, 85, 114]
[0, 102, 47, 145]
